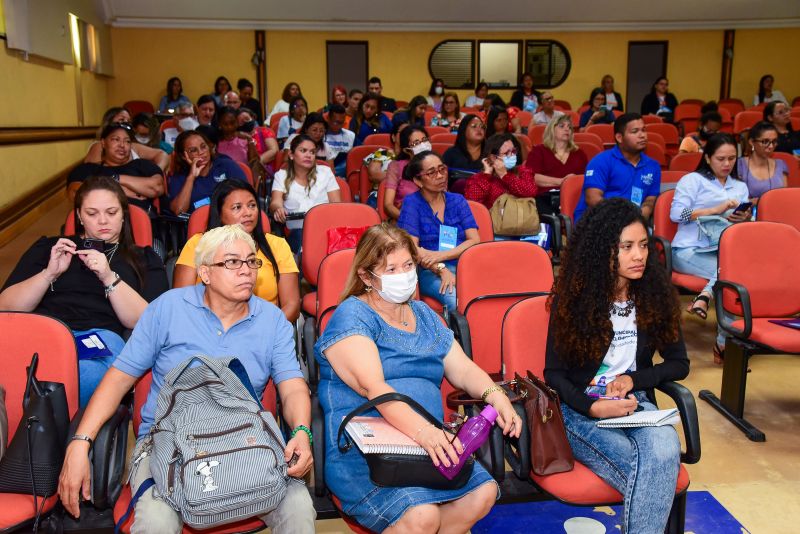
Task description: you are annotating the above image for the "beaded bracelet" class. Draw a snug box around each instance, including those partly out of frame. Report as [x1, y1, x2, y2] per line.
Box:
[291, 425, 313, 445]
[481, 385, 506, 402]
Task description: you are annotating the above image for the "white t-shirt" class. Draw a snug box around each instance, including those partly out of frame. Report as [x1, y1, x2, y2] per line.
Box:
[272, 165, 340, 229]
[162, 127, 179, 149]
[604, 92, 618, 107]
[532, 110, 564, 125]
[465, 95, 484, 108]
[277, 116, 304, 139]
[325, 129, 356, 160]
[752, 90, 788, 106]
[588, 304, 638, 388]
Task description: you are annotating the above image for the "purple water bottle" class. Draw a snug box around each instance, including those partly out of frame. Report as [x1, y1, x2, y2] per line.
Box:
[436, 405, 498, 480]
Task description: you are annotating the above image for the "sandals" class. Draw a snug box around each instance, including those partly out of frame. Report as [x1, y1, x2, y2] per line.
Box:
[687, 293, 710, 320]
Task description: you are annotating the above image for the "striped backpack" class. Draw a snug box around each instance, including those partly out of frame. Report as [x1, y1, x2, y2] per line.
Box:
[148, 355, 289, 528]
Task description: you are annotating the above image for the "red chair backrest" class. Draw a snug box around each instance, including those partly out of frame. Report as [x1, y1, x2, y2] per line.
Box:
[719, 99, 745, 116]
[733, 111, 762, 134]
[425, 126, 450, 137]
[585, 124, 615, 147]
[301, 203, 380, 286]
[641, 114, 664, 125]
[669, 152, 702, 172]
[431, 133, 457, 144]
[64, 205, 153, 248]
[362, 134, 392, 148]
[273, 150, 286, 171]
[577, 143, 602, 161]
[674, 103, 702, 122]
[791, 108, 800, 119]
[771, 152, 800, 187]
[646, 132, 666, 151]
[528, 124, 546, 146]
[124, 100, 155, 116]
[159, 118, 177, 134]
[0, 313, 80, 444]
[573, 132, 603, 147]
[653, 189, 677, 241]
[514, 133, 533, 155]
[554, 99, 572, 110]
[236, 162, 255, 187]
[336, 177, 353, 202]
[269, 112, 288, 133]
[645, 142, 667, 167]
[718, 222, 800, 318]
[467, 200, 494, 242]
[757, 188, 800, 231]
[186, 204, 271, 237]
[456, 241, 554, 374]
[646, 123, 680, 148]
[346, 145, 383, 201]
[315, 248, 356, 333]
[748, 103, 767, 112]
[515, 111, 533, 130]
[424, 110, 437, 126]
[680, 99, 705, 106]
[431, 143, 452, 156]
[660, 170, 687, 186]
[500, 296, 550, 380]
[564, 110, 580, 128]
[131, 371, 277, 437]
[560, 174, 584, 221]
[376, 180, 389, 221]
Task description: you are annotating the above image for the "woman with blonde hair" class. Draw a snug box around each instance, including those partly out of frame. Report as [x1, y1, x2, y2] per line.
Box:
[315, 224, 520, 533]
[525, 114, 588, 215]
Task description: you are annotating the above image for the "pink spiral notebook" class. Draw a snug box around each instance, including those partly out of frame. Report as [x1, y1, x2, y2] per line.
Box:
[344, 416, 428, 455]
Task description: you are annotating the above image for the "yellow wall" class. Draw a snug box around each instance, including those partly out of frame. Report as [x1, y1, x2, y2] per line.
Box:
[732, 28, 800, 106]
[0, 45, 108, 209]
[107, 28, 257, 108]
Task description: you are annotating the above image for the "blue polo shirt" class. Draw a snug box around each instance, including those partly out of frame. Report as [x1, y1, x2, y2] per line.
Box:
[573, 146, 661, 222]
[397, 191, 477, 268]
[113, 285, 301, 437]
[168, 156, 247, 214]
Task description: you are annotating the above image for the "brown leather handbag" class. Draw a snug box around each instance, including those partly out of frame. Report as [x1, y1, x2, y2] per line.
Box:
[511, 371, 574, 476]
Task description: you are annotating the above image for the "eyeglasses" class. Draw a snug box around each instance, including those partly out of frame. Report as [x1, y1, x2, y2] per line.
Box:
[207, 258, 263, 270]
[408, 136, 430, 148]
[110, 122, 132, 131]
[186, 143, 210, 155]
[468, 122, 487, 130]
[418, 165, 448, 180]
[499, 149, 518, 157]
[754, 139, 779, 147]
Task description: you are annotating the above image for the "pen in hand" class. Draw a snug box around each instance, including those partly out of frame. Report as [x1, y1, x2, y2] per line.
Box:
[587, 393, 622, 400]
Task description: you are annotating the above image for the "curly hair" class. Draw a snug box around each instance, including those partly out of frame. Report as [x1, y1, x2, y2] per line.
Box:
[548, 197, 680, 367]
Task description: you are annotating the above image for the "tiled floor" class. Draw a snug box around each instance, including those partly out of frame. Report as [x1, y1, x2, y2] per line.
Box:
[2, 197, 798, 533]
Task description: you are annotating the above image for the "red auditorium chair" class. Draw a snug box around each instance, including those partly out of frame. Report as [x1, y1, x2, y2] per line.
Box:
[362, 133, 391, 147]
[528, 124, 546, 146]
[718, 98, 745, 117]
[124, 100, 155, 117]
[424, 110, 437, 125]
[431, 142, 452, 156]
[269, 112, 287, 133]
[674, 103, 701, 136]
[500, 296, 700, 533]
[646, 123, 680, 157]
[64, 205, 153, 248]
[641, 114, 664, 125]
[700, 221, 800, 441]
[113, 371, 278, 532]
[680, 98, 705, 106]
[585, 124, 615, 147]
[660, 170, 688, 191]
[771, 152, 800, 187]
[564, 110, 580, 128]
[345, 145, 383, 202]
[646, 131, 666, 152]
[431, 132, 457, 144]
[573, 132, 604, 147]
[554, 99, 572, 110]
[668, 152, 702, 172]
[756, 188, 800, 231]
[515, 110, 533, 130]
[577, 142, 602, 161]
[652, 189, 709, 293]
[425, 125, 450, 136]
[376, 180, 389, 221]
[733, 111, 762, 135]
[467, 200, 494, 243]
[646, 142, 668, 168]
[236, 161, 255, 188]
[558, 174, 584, 238]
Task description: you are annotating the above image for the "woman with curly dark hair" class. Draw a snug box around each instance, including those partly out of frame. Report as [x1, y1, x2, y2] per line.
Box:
[545, 197, 689, 534]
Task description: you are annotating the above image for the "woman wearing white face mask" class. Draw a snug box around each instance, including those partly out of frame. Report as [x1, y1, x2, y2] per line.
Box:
[426, 78, 446, 112]
[383, 125, 429, 220]
[314, 224, 520, 533]
[465, 133, 539, 211]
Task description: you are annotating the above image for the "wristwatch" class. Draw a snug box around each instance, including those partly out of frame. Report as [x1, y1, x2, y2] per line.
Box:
[434, 262, 446, 273]
[104, 272, 121, 298]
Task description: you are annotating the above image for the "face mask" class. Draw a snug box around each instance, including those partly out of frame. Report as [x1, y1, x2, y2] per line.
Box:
[411, 141, 432, 155]
[699, 129, 713, 141]
[502, 155, 517, 169]
[435, 86, 443, 95]
[371, 269, 417, 304]
[135, 135, 150, 144]
[239, 120, 257, 133]
[178, 117, 199, 131]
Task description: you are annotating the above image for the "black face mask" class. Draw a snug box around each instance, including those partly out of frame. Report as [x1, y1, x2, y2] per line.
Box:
[698, 129, 713, 141]
[239, 120, 257, 133]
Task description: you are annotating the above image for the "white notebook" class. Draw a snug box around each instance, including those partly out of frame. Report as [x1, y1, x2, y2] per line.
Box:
[345, 416, 428, 455]
[596, 408, 680, 428]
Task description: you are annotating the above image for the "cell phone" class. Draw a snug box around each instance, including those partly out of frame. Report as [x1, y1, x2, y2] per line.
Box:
[82, 238, 104, 252]
[733, 202, 753, 214]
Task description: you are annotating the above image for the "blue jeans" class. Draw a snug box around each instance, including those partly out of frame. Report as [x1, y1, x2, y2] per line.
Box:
[561, 391, 681, 534]
[418, 265, 456, 313]
[73, 328, 126, 407]
[672, 247, 726, 346]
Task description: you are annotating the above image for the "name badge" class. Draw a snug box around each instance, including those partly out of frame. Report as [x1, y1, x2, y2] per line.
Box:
[630, 186, 643, 206]
[75, 332, 114, 360]
[439, 225, 457, 250]
[194, 197, 211, 210]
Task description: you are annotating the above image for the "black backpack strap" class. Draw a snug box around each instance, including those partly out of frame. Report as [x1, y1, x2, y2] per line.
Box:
[337, 392, 442, 453]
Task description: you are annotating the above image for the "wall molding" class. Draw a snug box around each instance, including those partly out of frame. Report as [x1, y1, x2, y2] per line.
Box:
[109, 17, 800, 32]
[0, 127, 97, 146]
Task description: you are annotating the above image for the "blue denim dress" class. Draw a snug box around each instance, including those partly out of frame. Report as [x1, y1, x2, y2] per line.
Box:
[315, 297, 496, 532]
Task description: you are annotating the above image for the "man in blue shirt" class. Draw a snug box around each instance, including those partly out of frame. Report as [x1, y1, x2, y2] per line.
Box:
[573, 113, 661, 222]
[58, 225, 315, 533]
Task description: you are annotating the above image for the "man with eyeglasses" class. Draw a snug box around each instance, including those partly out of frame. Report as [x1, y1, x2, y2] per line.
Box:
[532, 92, 564, 125]
[58, 224, 316, 532]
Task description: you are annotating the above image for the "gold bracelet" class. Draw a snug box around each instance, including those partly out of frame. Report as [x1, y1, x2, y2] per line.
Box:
[481, 385, 506, 402]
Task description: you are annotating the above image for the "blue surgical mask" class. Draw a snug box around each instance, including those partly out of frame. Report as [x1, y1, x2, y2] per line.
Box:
[502, 155, 517, 170]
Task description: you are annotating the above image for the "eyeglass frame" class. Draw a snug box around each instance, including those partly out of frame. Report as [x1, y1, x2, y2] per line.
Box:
[206, 258, 263, 270]
[417, 164, 449, 180]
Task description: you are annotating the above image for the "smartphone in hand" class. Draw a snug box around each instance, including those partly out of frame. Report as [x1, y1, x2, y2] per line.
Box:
[733, 201, 753, 214]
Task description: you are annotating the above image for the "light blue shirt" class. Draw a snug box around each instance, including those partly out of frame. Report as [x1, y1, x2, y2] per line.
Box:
[669, 171, 750, 250]
[113, 285, 301, 437]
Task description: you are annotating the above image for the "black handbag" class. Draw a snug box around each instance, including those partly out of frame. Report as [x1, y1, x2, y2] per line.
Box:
[337, 392, 474, 490]
[0, 353, 70, 497]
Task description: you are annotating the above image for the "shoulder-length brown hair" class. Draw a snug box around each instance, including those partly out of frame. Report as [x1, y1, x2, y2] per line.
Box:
[341, 224, 420, 301]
